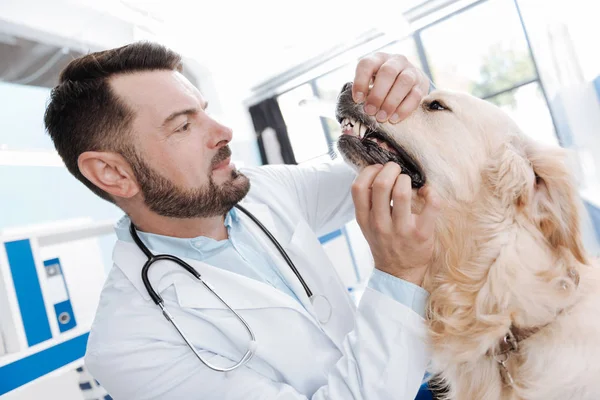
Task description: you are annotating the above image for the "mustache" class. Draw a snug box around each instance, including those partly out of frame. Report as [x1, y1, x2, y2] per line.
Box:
[211, 145, 232, 167]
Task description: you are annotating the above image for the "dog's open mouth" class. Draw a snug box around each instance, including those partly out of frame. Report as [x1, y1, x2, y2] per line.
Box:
[335, 83, 426, 188]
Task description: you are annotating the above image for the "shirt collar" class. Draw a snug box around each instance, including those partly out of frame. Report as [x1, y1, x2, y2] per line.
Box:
[227, 206, 240, 225]
[114, 208, 239, 260]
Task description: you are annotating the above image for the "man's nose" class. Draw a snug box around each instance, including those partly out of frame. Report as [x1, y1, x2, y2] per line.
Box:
[209, 120, 233, 148]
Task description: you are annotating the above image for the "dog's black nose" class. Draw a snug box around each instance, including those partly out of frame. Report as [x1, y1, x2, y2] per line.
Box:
[341, 82, 353, 93]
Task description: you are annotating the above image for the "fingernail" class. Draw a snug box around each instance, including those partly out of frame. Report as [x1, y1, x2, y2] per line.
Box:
[389, 113, 400, 123]
[364, 104, 377, 115]
[375, 164, 384, 169]
[375, 110, 387, 122]
[354, 91, 364, 102]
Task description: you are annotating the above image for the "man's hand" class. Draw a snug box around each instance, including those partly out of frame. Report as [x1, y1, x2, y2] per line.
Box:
[352, 163, 441, 286]
[352, 53, 429, 124]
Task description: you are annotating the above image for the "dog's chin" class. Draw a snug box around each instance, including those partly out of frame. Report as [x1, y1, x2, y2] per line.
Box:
[336, 130, 426, 188]
[337, 135, 399, 170]
[337, 136, 371, 171]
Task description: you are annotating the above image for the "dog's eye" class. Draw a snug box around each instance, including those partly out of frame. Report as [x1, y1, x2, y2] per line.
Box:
[428, 100, 447, 111]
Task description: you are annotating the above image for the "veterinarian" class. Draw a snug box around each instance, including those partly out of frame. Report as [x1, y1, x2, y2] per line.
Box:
[44, 41, 439, 399]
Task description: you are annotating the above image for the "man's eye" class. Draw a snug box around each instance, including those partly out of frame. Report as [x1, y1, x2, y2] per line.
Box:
[428, 100, 446, 111]
[177, 122, 191, 132]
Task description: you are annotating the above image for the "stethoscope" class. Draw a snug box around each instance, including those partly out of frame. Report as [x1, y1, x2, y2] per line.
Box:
[129, 203, 330, 372]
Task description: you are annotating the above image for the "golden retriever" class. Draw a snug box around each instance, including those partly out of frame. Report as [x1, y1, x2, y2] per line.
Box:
[336, 83, 600, 400]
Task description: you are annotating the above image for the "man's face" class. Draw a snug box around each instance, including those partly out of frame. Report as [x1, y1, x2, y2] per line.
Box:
[110, 70, 250, 218]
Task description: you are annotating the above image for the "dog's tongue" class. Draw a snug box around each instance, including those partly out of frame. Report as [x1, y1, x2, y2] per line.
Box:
[342, 125, 353, 135]
[362, 139, 395, 165]
[366, 136, 397, 155]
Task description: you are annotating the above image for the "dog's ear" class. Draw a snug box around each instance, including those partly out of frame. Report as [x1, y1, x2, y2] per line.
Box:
[487, 139, 586, 264]
[486, 141, 535, 208]
[526, 143, 587, 264]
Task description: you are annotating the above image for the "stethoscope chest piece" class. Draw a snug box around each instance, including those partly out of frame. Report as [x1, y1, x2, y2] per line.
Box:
[310, 294, 332, 324]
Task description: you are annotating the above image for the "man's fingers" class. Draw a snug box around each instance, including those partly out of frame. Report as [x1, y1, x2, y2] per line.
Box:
[351, 164, 384, 224]
[389, 87, 423, 124]
[415, 186, 442, 238]
[391, 173, 413, 227]
[377, 69, 418, 122]
[371, 162, 401, 228]
[352, 53, 386, 103]
[364, 56, 410, 117]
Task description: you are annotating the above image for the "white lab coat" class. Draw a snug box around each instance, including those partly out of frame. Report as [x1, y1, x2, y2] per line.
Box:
[85, 161, 430, 399]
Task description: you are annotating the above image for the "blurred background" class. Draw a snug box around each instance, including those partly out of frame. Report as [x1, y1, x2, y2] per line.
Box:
[0, 0, 599, 398]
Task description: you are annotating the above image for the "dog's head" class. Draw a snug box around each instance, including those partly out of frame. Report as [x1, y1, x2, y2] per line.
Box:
[337, 83, 588, 362]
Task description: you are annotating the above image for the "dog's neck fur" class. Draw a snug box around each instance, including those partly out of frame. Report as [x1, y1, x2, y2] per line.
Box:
[424, 188, 587, 400]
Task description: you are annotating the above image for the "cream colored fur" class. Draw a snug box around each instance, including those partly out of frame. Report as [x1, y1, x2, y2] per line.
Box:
[378, 90, 600, 400]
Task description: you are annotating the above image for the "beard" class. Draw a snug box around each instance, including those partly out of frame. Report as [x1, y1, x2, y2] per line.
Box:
[127, 145, 250, 218]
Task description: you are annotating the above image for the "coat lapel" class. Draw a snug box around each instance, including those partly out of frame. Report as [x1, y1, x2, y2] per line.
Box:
[238, 202, 356, 350]
[285, 220, 357, 349]
[235, 203, 315, 314]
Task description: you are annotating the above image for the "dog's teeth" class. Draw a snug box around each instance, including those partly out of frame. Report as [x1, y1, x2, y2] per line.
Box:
[341, 118, 358, 136]
[340, 118, 355, 128]
[359, 124, 367, 139]
[349, 122, 357, 137]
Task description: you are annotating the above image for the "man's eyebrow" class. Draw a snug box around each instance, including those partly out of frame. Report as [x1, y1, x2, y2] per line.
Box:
[162, 108, 198, 126]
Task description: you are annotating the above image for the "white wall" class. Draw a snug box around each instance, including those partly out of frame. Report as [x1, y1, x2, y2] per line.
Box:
[0, 82, 121, 273]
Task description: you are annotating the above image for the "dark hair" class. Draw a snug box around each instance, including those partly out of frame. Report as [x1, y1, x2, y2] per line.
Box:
[44, 41, 183, 203]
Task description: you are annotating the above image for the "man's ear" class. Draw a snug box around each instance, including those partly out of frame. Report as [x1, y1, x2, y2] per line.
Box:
[78, 151, 140, 200]
[526, 143, 587, 264]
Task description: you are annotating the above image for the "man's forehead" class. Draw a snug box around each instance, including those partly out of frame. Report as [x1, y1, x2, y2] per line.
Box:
[110, 70, 204, 118]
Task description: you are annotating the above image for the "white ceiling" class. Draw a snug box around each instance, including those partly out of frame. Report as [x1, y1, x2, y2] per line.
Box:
[73, 0, 420, 84]
[0, 0, 426, 90]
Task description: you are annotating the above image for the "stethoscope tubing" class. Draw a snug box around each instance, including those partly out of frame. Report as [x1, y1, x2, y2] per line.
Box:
[129, 203, 312, 372]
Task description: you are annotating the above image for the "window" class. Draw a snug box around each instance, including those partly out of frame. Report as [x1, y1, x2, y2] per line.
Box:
[375, 38, 423, 72]
[313, 64, 355, 148]
[277, 84, 331, 164]
[276, 0, 562, 163]
[420, 0, 537, 95]
[492, 83, 558, 146]
[417, 0, 558, 145]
